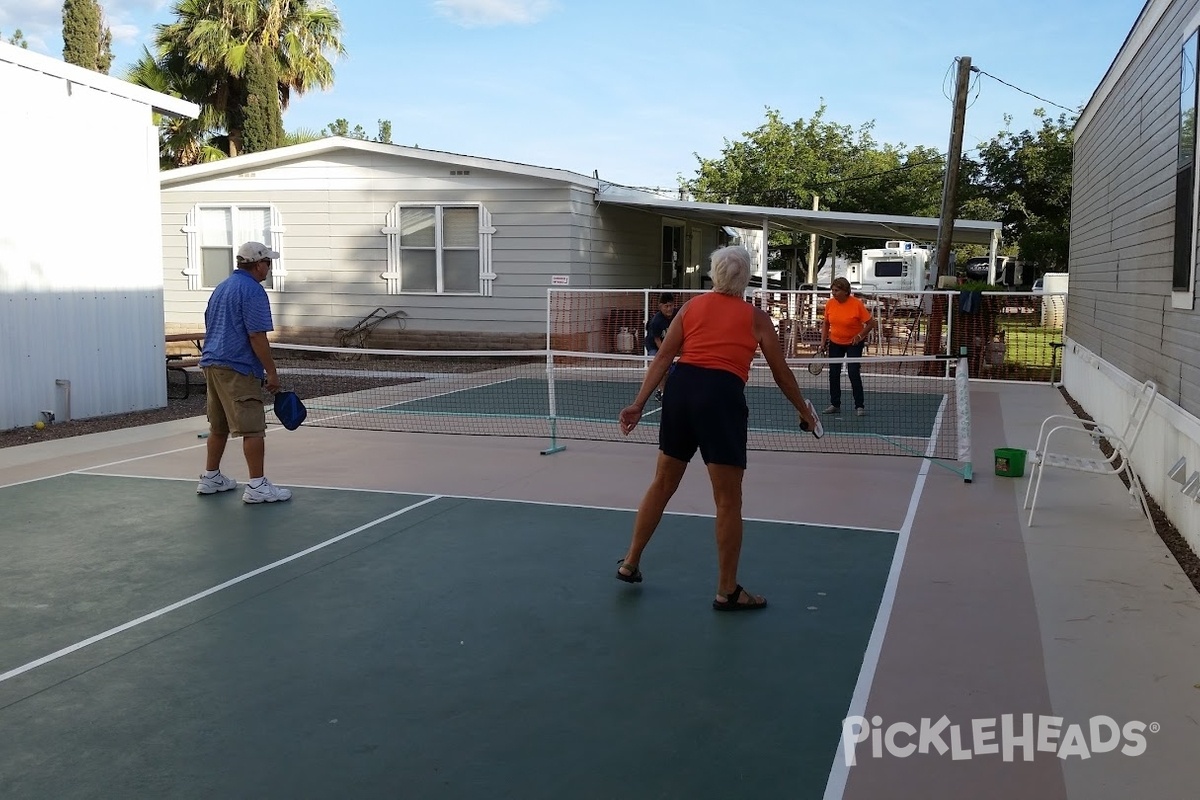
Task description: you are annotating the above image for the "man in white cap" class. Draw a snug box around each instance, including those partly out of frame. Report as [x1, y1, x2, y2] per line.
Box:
[196, 241, 292, 503]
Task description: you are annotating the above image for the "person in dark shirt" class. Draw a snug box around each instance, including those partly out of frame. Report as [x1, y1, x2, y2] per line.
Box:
[644, 292, 675, 401]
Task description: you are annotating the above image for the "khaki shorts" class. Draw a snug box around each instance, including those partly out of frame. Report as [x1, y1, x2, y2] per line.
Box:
[203, 366, 266, 438]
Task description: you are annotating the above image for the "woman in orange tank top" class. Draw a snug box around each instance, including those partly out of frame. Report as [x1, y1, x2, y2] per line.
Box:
[615, 246, 821, 611]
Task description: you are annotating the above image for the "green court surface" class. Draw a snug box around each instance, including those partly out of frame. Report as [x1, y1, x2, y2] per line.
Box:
[0, 474, 897, 799]
[379, 376, 947, 437]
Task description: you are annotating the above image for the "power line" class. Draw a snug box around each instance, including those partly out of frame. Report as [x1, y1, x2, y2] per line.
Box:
[809, 137, 991, 190]
[970, 66, 1079, 115]
[811, 150, 975, 189]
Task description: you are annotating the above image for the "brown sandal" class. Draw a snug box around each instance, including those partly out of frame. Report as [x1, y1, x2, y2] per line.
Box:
[616, 560, 643, 583]
[712, 584, 767, 611]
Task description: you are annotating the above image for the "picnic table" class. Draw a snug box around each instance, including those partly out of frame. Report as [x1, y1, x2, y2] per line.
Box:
[165, 332, 205, 399]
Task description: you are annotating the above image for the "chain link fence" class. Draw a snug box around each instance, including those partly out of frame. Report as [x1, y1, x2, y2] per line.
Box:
[548, 288, 1067, 383]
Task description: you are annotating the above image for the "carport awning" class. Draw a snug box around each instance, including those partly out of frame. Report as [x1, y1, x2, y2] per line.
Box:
[594, 191, 1001, 246]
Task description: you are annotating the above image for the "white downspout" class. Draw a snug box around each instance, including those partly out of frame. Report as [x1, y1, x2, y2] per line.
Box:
[987, 230, 999, 284]
[759, 217, 769, 308]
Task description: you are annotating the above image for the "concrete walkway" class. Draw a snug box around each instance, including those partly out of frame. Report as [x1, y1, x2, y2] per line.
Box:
[838, 382, 1200, 799]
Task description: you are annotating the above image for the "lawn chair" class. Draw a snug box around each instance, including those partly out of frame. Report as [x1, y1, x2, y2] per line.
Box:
[1023, 380, 1157, 526]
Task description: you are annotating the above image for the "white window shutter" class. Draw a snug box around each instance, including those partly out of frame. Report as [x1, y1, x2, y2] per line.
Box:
[269, 206, 287, 292]
[480, 206, 496, 297]
[180, 208, 201, 292]
[181, 207, 201, 290]
[381, 205, 402, 295]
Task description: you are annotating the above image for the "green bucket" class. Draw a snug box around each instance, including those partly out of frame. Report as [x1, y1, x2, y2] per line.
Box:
[994, 447, 1026, 478]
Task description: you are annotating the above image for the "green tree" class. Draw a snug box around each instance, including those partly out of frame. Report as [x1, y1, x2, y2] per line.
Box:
[687, 105, 949, 269]
[319, 118, 393, 142]
[281, 127, 322, 145]
[61, 0, 112, 72]
[153, 0, 346, 156]
[237, 42, 282, 153]
[967, 110, 1074, 271]
[3, 29, 30, 48]
[62, 0, 101, 70]
[322, 117, 367, 139]
[126, 46, 226, 168]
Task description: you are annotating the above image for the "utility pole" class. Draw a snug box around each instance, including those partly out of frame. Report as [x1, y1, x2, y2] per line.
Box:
[934, 56, 972, 283]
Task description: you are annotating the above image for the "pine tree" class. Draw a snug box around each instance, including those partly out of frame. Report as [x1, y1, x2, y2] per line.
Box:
[3, 29, 30, 48]
[62, 0, 100, 70]
[238, 44, 283, 154]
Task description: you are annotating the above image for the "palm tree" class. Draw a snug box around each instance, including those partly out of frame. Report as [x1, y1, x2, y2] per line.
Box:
[126, 47, 227, 167]
[281, 127, 323, 146]
[154, 0, 345, 155]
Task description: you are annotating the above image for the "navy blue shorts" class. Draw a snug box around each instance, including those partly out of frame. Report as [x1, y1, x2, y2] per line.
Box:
[658, 362, 748, 468]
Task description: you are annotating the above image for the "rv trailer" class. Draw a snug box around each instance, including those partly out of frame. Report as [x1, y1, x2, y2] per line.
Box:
[857, 240, 934, 293]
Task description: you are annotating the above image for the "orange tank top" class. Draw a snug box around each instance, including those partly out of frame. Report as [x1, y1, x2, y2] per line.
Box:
[677, 293, 758, 383]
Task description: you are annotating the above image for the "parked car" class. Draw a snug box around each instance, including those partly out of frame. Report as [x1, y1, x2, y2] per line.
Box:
[963, 257, 1001, 281]
[965, 256, 1036, 287]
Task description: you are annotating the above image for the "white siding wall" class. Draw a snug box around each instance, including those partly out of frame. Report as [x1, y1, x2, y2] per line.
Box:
[0, 58, 166, 430]
[160, 150, 683, 337]
[1064, 340, 1200, 553]
[1067, 0, 1200, 551]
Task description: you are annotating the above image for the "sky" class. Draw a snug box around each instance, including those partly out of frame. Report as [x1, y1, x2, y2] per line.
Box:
[2, 0, 1145, 191]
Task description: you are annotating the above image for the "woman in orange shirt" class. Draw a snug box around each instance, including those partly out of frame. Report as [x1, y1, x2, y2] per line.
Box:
[821, 277, 877, 416]
[615, 246, 821, 611]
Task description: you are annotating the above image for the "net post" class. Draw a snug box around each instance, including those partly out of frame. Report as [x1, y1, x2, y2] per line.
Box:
[956, 348, 972, 482]
[540, 418, 566, 455]
[540, 349, 566, 455]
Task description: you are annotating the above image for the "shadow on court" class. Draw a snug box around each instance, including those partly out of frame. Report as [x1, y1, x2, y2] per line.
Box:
[0, 474, 896, 799]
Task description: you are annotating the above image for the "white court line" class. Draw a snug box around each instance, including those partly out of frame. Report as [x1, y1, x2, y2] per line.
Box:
[87, 474, 903, 533]
[0, 442, 207, 491]
[820, 455, 932, 800]
[0, 495, 442, 685]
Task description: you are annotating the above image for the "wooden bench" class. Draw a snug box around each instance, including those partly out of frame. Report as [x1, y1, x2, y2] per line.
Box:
[165, 332, 205, 399]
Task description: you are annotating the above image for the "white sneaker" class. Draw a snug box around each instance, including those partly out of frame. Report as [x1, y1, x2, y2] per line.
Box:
[197, 472, 237, 495]
[242, 478, 293, 504]
[856, 407, 867, 417]
[822, 405, 840, 414]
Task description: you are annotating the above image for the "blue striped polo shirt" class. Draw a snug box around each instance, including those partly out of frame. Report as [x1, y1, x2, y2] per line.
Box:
[199, 268, 274, 379]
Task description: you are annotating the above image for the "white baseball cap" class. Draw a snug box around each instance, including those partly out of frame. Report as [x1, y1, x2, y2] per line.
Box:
[236, 241, 280, 263]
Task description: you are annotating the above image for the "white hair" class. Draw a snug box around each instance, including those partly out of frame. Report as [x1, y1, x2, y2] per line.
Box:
[709, 246, 752, 296]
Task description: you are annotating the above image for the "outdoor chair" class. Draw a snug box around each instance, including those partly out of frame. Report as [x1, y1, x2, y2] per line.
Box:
[1023, 380, 1157, 526]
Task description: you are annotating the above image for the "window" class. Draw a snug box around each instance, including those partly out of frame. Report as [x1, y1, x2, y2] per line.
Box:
[382, 204, 495, 295]
[1173, 31, 1199, 304]
[873, 261, 905, 278]
[182, 204, 287, 291]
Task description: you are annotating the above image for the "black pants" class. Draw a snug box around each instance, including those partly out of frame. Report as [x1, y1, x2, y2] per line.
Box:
[827, 341, 865, 410]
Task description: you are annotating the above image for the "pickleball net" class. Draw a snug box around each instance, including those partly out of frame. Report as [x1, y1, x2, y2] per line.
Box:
[271, 344, 972, 480]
